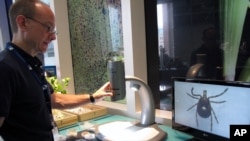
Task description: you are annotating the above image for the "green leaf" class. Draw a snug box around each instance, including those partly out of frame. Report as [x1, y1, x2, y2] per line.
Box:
[46, 76, 70, 94]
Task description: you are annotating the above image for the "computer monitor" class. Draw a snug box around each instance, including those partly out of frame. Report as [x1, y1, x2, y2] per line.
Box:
[172, 77, 250, 141]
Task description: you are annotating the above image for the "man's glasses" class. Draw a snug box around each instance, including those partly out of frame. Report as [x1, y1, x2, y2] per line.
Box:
[25, 16, 57, 35]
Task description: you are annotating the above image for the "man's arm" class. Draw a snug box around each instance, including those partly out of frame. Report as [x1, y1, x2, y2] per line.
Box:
[51, 82, 113, 109]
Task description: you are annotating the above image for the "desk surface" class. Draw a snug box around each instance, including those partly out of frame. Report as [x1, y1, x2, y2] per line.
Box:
[59, 114, 193, 141]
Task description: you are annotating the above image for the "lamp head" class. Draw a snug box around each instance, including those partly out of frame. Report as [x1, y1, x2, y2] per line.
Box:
[130, 83, 141, 91]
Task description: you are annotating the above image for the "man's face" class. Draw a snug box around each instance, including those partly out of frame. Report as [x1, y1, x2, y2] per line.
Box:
[25, 3, 56, 54]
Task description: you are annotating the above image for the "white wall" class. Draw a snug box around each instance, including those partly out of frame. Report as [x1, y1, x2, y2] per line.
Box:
[50, 0, 75, 94]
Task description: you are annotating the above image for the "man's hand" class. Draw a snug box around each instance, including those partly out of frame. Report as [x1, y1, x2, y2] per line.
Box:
[92, 82, 113, 101]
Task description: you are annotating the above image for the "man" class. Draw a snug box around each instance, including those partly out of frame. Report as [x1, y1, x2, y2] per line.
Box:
[189, 27, 223, 79]
[0, 0, 113, 140]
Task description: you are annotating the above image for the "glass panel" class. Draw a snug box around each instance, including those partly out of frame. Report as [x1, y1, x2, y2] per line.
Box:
[67, 0, 124, 101]
[41, 0, 56, 66]
[44, 43, 56, 66]
[0, 0, 11, 51]
[157, 0, 250, 111]
[0, 30, 4, 51]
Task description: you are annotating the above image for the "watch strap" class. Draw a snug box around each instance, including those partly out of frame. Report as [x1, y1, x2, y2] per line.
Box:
[89, 94, 95, 104]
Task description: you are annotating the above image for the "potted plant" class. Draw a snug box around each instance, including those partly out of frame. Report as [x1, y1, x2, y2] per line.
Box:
[46, 76, 70, 94]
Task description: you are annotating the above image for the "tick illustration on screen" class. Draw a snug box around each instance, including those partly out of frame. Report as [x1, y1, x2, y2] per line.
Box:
[186, 88, 228, 131]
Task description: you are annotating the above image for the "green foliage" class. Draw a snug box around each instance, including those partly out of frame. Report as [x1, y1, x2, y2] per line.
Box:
[46, 76, 70, 94]
[106, 51, 124, 62]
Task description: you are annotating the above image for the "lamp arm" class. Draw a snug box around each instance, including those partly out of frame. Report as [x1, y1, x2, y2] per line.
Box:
[125, 76, 155, 126]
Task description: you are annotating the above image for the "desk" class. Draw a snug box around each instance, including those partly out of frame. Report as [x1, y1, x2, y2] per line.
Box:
[59, 114, 193, 141]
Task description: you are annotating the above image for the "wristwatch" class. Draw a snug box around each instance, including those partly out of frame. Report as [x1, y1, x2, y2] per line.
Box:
[89, 94, 95, 104]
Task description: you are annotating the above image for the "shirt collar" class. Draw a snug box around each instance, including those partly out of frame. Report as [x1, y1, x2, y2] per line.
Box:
[8, 42, 43, 68]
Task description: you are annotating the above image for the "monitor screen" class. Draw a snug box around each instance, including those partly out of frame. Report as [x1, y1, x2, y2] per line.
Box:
[172, 77, 250, 141]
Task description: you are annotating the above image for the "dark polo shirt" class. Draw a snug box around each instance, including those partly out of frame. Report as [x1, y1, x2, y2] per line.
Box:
[0, 43, 54, 141]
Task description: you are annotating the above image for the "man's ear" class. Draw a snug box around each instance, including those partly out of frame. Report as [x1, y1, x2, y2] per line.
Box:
[16, 15, 27, 31]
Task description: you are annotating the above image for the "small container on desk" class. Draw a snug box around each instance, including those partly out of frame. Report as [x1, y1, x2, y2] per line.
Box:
[52, 109, 78, 129]
[63, 104, 107, 121]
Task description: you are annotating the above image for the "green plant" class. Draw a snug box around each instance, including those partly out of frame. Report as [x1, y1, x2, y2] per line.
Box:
[46, 76, 70, 94]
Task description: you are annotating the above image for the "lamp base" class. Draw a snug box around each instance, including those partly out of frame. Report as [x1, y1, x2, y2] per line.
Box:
[94, 121, 167, 141]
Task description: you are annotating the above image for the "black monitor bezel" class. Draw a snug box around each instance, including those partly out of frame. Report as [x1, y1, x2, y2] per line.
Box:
[171, 77, 250, 141]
